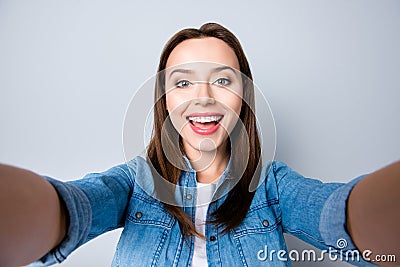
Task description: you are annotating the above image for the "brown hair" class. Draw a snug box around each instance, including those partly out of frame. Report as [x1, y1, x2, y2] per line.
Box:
[146, 22, 262, 239]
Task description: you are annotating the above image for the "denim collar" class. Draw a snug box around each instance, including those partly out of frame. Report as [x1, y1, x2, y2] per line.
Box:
[181, 155, 234, 203]
[130, 155, 234, 207]
[182, 154, 233, 198]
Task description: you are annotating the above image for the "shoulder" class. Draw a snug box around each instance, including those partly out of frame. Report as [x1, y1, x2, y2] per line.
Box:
[125, 156, 158, 195]
[258, 160, 315, 199]
[254, 161, 292, 198]
[125, 155, 152, 175]
[262, 160, 298, 184]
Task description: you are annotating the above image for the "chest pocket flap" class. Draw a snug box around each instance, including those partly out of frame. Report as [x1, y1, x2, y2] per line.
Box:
[232, 199, 281, 238]
[127, 192, 174, 229]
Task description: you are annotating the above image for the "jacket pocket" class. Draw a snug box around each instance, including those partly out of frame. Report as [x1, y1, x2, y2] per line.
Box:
[232, 199, 280, 238]
[114, 193, 175, 267]
[231, 200, 289, 266]
[126, 192, 174, 229]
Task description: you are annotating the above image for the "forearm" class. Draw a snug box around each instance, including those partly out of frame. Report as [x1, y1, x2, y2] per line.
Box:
[347, 161, 400, 266]
[0, 164, 67, 267]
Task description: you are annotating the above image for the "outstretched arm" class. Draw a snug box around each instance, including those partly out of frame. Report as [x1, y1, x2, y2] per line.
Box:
[347, 161, 400, 266]
[0, 164, 67, 267]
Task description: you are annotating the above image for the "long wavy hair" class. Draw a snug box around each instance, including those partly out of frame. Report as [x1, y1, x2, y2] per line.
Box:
[146, 22, 262, 239]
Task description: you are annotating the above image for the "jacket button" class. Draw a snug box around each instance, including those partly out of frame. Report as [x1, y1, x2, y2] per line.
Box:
[209, 236, 216, 242]
[135, 212, 143, 218]
[262, 220, 269, 227]
[186, 194, 193, 200]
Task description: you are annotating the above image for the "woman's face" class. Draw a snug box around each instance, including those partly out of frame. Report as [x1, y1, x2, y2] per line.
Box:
[164, 37, 243, 157]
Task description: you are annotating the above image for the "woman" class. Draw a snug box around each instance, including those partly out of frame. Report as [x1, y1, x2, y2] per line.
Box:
[0, 22, 399, 267]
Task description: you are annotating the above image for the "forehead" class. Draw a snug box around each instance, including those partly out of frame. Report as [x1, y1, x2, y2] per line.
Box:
[165, 37, 240, 70]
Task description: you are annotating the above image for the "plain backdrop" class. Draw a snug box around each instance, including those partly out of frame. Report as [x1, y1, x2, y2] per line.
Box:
[1, 0, 399, 266]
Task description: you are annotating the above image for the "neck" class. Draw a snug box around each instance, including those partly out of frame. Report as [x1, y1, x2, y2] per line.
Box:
[184, 143, 229, 184]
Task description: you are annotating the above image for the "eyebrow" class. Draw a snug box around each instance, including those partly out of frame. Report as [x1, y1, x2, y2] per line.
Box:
[168, 66, 237, 79]
[168, 68, 194, 78]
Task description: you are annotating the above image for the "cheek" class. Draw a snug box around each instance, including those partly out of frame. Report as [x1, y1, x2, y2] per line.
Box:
[165, 93, 190, 134]
[233, 97, 243, 115]
[166, 91, 189, 111]
[165, 94, 170, 111]
[216, 92, 242, 115]
[165, 93, 176, 111]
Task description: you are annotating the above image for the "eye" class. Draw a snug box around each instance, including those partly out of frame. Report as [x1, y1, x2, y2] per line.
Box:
[213, 78, 231, 87]
[175, 80, 192, 88]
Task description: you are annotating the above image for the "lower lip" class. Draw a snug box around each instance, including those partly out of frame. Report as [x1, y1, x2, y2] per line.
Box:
[189, 122, 221, 135]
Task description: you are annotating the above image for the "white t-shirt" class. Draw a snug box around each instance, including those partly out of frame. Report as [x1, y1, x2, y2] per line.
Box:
[190, 182, 217, 267]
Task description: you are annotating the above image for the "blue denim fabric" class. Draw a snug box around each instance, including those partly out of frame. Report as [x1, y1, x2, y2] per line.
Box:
[29, 157, 377, 266]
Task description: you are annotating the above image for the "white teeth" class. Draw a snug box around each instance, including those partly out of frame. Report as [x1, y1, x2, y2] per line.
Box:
[188, 115, 222, 123]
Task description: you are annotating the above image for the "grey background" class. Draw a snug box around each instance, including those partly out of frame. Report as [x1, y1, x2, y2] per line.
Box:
[1, 0, 399, 266]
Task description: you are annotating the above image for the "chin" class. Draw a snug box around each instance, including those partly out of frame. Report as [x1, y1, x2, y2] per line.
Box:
[184, 134, 228, 154]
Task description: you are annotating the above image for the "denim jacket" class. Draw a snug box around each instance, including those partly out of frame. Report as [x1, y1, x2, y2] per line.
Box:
[30, 157, 377, 266]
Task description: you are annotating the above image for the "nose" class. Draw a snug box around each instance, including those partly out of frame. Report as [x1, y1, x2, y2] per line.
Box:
[193, 82, 215, 106]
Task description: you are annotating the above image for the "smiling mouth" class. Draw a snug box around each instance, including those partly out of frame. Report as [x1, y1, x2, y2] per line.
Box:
[186, 114, 223, 135]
